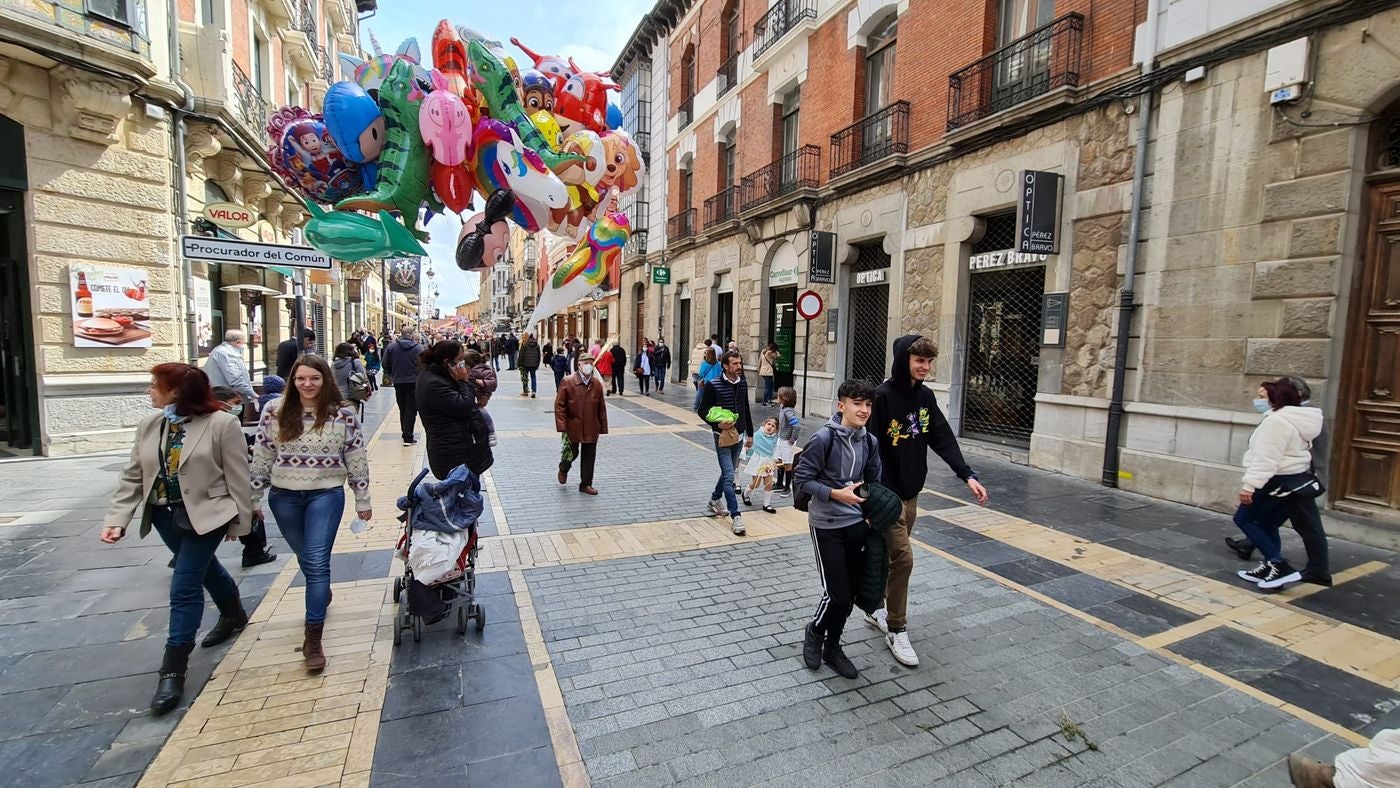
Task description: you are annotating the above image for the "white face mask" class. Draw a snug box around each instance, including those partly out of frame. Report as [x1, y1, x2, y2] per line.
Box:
[579, 363, 594, 377]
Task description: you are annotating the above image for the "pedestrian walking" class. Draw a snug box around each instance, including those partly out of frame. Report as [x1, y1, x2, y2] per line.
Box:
[363, 340, 381, 393]
[742, 417, 781, 513]
[332, 342, 371, 420]
[101, 363, 254, 714]
[417, 340, 494, 479]
[652, 338, 671, 392]
[490, 335, 502, 371]
[203, 330, 258, 412]
[275, 329, 316, 379]
[609, 342, 627, 396]
[694, 345, 721, 411]
[550, 347, 571, 392]
[518, 332, 541, 398]
[251, 354, 372, 672]
[758, 343, 779, 406]
[596, 340, 614, 393]
[1233, 378, 1325, 590]
[698, 349, 755, 535]
[506, 333, 519, 370]
[383, 328, 424, 446]
[774, 386, 802, 497]
[634, 341, 652, 395]
[795, 379, 883, 680]
[1289, 728, 1400, 788]
[555, 351, 608, 495]
[210, 387, 276, 569]
[867, 335, 987, 667]
[1225, 374, 1331, 585]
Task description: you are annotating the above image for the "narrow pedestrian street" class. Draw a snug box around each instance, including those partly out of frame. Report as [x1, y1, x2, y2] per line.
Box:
[1, 377, 1397, 787]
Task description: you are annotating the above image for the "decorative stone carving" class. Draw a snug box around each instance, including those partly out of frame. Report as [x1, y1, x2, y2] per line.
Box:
[241, 170, 273, 202]
[184, 126, 222, 177]
[263, 199, 284, 226]
[279, 203, 306, 233]
[207, 153, 244, 194]
[50, 66, 132, 144]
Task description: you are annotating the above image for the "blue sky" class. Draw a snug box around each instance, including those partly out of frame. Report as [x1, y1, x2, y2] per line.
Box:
[359, 0, 652, 313]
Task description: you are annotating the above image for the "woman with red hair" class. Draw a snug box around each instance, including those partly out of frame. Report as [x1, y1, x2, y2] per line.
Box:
[101, 362, 254, 714]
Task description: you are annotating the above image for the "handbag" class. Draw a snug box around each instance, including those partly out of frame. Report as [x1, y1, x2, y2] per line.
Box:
[1266, 472, 1325, 499]
[157, 422, 195, 532]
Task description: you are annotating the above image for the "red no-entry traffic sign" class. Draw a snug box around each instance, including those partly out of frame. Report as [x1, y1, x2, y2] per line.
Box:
[796, 290, 824, 320]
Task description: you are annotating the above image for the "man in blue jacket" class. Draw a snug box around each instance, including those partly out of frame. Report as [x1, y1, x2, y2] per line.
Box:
[383, 328, 424, 446]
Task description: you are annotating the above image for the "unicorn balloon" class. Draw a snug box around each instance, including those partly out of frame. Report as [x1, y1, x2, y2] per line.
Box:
[471, 118, 566, 232]
[529, 212, 629, 326]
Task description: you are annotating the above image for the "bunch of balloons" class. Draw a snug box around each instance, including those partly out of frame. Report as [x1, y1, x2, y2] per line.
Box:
[267, 21, 645, 325]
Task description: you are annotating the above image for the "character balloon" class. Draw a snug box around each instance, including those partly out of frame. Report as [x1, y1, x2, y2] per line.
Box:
[471, 118, 567, 232]
[303, 202, 426, 262]
[336, 59, 431, 239]
[456, 189, 515, 271]
[552, 61, 619, 136]
[323, 81, 384, 191]
[510, 37, 574, 83]
[271, 116, 361, 203]
[432, 20, 472, 98]
[467, 40, 582, 173]
[529, 212, 629, 326]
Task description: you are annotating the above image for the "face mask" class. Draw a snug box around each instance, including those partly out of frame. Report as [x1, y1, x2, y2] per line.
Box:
[228, 404, 244, 417]
[579, 364, 594, 376]
[1252, 398, 1271, 414]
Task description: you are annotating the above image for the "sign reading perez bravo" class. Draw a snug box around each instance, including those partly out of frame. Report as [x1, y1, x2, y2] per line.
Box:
[808, 231, 836, 284]
[181, 236, 333, 270]
[1016, 170, 1062, 254]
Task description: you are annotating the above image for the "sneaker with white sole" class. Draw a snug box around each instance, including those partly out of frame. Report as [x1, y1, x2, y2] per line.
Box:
[708, 498, 724, 517]
[863, 608, 889, 633]
[886, 630, 919, 667]
[1257, 560, 1302, 589]
[1237, 561, 1271, 584]
[731, 515, 746, 536]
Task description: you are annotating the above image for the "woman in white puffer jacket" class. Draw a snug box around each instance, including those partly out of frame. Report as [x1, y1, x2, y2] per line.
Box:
[1234, 378, 1324, 590]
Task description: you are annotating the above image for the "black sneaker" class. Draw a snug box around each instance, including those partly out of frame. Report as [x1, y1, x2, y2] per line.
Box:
[1257, 560, 1303, 589]
[776, 487, 791, 498]
[802, 623, 822, 670]
[1299, 570, 1333, 587]
[823, 643, 859, 679]
[241, 551, 277, 569]
[1224, 536, 1256, 561]
[1237, 561, 1271, 584]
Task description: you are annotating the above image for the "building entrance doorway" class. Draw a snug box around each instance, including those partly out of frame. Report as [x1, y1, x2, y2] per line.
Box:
[846, 242, 890, 384]
[768, 286, 796, 389]
[678, 296, 692, 379]
[0, 119, 38, 455]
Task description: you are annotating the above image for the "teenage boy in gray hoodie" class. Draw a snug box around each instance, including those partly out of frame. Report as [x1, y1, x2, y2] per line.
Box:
[794, 379, 882, 680]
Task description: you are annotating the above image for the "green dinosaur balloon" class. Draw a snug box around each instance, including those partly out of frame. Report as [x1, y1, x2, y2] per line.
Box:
[467, 40, 583, 174]
[303, 202, 426, 262]
[335, 59, 430, 240]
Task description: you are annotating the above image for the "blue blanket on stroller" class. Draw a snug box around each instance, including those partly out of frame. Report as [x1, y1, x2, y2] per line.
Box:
[396, 465, 484, 533]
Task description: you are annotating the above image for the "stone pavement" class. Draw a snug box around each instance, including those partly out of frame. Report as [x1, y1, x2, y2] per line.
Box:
[4, 372, 1400, 786]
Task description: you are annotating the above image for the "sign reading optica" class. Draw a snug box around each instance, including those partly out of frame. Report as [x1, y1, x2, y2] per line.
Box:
[1016, 170, 1062, 254]
[202, 202, 257, 229]
[181, 236, 333, 270]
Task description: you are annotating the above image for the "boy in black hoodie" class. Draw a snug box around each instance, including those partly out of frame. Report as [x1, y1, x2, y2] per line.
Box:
[867, 335, 989, 667]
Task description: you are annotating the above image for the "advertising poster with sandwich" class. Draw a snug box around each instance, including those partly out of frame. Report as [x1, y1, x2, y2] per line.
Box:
[69, 264, 152, 348]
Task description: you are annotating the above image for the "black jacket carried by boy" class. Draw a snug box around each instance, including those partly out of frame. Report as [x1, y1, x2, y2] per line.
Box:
[872, 334, 975, 500]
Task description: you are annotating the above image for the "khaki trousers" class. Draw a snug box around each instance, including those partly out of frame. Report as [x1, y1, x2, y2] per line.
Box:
[883, 497, 918, 631]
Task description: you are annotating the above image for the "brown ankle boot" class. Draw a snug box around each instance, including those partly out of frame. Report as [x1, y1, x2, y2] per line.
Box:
[1288, 754, 1335, 788]
[302, 622, 326, 671]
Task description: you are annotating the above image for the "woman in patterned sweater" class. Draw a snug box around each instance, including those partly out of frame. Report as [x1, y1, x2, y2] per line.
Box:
[251, 354, 372, 671]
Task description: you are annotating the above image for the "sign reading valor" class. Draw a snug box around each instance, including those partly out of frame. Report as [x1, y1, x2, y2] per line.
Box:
[180, 236, 333, 270]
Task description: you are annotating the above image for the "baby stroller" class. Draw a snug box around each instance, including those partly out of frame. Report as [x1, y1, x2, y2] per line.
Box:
[392, 467, 486, 644]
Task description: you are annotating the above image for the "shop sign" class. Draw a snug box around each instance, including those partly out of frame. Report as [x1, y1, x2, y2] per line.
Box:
[808, 231, 836, 284]
[853, 268, 887, 285]
[652, 265, 671, 285]
[599, 307, 609, 320]
[194, 279, 215, 357]
[203, 201, 256, 229]
[68, 263, 153, 349]
[181, 236, 332, 269]
[387, 257, 420, 294]
[768, 262, 800, 287]
[1041, 292, 1068, 347]
[1017, 170, 1062, 254]
[968, 249, 1049, 271]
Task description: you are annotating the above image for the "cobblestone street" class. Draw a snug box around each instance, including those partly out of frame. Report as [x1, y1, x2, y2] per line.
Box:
[1, 378, 1397, 786]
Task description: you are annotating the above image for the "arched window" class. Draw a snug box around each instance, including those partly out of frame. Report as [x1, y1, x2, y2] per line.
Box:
[681, 44, 696, 99]
[864, 14, 897, 117]
[722, 0, 741, 60]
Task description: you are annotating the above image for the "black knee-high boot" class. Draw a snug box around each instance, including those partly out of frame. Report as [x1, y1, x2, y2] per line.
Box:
[151, 643, 194, 714]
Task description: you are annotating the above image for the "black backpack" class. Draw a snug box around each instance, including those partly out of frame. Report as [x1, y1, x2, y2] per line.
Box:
[793, 426, 875, 512]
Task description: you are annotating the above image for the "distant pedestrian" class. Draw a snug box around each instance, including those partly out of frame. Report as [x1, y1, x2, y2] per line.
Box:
[555, 351, 608, 495]
[258, 375, 285, 413]
[550, 348, 571, 391]
[694, 346, 720, 411]
[652, 338, 671, 392]
[518, 332, 541, 398]
[634, 341, 652, 395]
[363, 340, 381, 393]
[609, 343, 627, 396]
[210, 386, 276, 569]
[774, 386, 801, 497]
[101, 363, 253, 714]
[698, 349, 754, 536]
[757, 343, 779, 406]
[596, 340, 614, 392]
[204, 330, 258, 412]
[795, 379, 882, 680]
[417, 341, 493, 480]
[463, 349, 499, 446]
[275, 329, 316, 379]
[332, 342, 371, 419]
[383, 328, 424, 446]
[506, 333, 519, 370]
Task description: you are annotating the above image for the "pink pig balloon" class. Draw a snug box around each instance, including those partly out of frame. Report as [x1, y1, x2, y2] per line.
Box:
[420, 89, 471, 168]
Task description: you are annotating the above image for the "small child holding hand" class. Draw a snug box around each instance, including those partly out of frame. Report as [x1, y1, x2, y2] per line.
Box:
[742, 417, 782, 513]
[775, 387, 802, 497]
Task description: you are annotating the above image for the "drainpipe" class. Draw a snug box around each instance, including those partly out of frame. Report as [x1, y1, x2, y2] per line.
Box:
[1101, 0, 1161, 487]
[168, 0, 197, 362]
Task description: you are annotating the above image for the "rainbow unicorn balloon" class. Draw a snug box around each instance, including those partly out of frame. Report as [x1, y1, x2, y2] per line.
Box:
[529, 212, 629, 327]
[471, 118, 566, 232]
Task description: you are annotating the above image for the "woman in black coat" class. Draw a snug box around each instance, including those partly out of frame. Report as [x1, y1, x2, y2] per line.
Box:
[415, 340, 493, 480]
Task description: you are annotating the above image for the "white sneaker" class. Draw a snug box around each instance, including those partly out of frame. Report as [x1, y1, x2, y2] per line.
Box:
[863, 608, 889, 633]
[886, 630, 919, 667]
[731, 515, 746, 536]
[708, 498, 724, 517]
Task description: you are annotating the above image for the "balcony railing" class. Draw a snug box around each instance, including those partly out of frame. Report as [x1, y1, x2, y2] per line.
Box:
[753, 0, 816, 61]
[316, 45, 335, 82]
[628, 200, 649, 231]
[947, 13, 1084, 132]
[704, 187, 737, 228]
[296, 0, 318, 43]
[717, 50, 741, 97]
[740, 145, 820, 212]
[830, 101, 910, 178]
[678, 95, 694, 130]
[668, 209, 697, 241]
[231, 62, 269, 135]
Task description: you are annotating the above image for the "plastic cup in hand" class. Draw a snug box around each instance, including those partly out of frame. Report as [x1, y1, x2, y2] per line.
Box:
[350, 517, 367, 534]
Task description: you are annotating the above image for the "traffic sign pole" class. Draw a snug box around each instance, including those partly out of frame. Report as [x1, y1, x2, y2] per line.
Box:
[795, 290, 824, 418]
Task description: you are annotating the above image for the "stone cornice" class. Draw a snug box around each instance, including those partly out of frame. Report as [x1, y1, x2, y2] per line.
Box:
[50, 66, 132, 144]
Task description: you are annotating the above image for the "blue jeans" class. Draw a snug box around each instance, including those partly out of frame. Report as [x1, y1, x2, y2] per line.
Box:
[711, 436, 743, 516]
[268, 487, 344, 624]
[1233, 497, 1288, 563]
[653, 365, 666, 391]
[151, 506, 239, 648]
[693, 381, 705, 412]
[521, 367, 537, 394]
[761, 376, 774, 404]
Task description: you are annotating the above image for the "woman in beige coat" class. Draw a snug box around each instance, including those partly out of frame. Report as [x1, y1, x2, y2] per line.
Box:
[101, 362, 253, 714]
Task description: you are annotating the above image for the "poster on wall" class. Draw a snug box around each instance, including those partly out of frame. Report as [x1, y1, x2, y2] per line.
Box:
[387, 257, 421, 294]
[69, 263, 152, 348]
[194, 279, 215, 357]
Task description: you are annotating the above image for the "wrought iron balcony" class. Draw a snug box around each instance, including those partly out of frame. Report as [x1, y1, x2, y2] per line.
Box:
[829, 101, 910, 178]
[678, 95, 694, 130]
[704, 187, 737, 228]
[231, 62, 269, 135]
[316, 45, 335, 82]
[634, 131, 651, 161]
[296, 0, 318, 42]
[739, 145, 820, 213]
[946, 13, 1084, 132]
[753, 0, 815, 61]
[717, 50, 741, 97]
[668, 209, 697, 241]
[626, 229, 648, 257]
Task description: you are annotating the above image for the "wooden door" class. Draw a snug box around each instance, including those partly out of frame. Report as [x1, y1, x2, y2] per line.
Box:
[1338, 180, 1400, 518]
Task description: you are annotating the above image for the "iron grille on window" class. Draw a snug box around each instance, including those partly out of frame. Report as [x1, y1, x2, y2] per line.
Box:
[678, 95, 694, 129]
[830, 101, 909, 178]
[739, 145, 820, 212]
[753, 0, 816, 60]
[961, 265, 1045, 446]
[704, 187, 737, 227]
[231, 62, 268, 135]
[717, 51, 741, 97]
[972, 212, 1018, 254]
[1382, 115, 1400, 170]
[946, 13, 1084, 132]
[845, 243, 891, 385]
[668, 209, 696, 240]
[634, 131, 651, 161]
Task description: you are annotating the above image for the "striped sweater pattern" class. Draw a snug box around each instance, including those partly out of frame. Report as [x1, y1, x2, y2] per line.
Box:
[251, 403, 372, 510]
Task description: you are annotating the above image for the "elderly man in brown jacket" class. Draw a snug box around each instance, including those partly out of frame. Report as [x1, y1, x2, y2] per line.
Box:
[555, 351, 608, 495]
